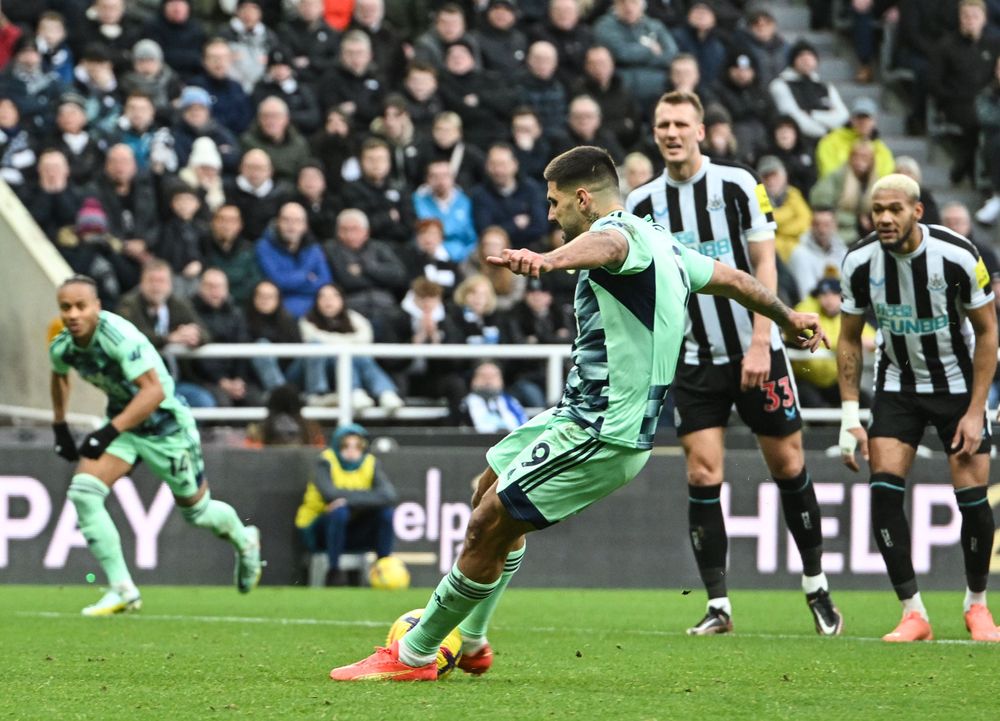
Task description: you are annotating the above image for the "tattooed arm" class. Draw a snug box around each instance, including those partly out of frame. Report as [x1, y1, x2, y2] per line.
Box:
[837, 313, 866, 403]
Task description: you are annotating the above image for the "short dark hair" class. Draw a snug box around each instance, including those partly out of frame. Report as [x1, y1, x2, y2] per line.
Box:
[60, 274, 98, 292]
[657, 90, 705, 122]
[543, 146, 619, 193]
[360, 136, 391, 154]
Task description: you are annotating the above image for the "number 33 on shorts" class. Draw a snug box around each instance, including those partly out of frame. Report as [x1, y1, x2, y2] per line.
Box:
[761, 377, 796, 413]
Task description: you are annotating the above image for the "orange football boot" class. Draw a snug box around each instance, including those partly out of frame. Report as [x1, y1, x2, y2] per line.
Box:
[882, 611, 934, 642]
[457, 642, 493, 675]
[964, 604, 1000, 642]
[329, 641, 437, 681]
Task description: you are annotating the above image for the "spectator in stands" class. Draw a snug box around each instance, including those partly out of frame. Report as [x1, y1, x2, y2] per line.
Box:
[340, 136, 415, 245]
[809, 139, 881, 241]
[244, 279, 318, 397]
[400, 61, 444, 137]
[892, 155, 940, 224]
[309, 107, 354, 191]
[712, 49, 775, 165]
[0, 34, 65, 136]
[142, 0, 207, 79]
[768, 39, 849, 144]
[118, 258, 213, 406]
[940, 200, 1000, 306]
[178, 136, 226, 217]
[471, 143, 548, 250]
[816, 96, 895, 179]
[414, 2, 479, 69]
[666, 52, 704, 99]
[371, 94, 422, 189]
[401, 218, 464, 297]
[594, 0, 678, 112]
[674, 1, 727, 93]
[437, 38, 514, 151]
[121, 40, 180, 119]
[931, 0, 1000, 184]
[115, 91, 162, 171]
[318, 29, 384, 128]
[296, 423, 398, 586]
[787, 206, 846, 301]
[90, 143, 160, 268]
[203, 204, 260, 305]
[766, 114, 816, 194]
[0, 12, 21, 71]
[170, 85, 241, 173]
[897, 0, 961, 136]
[474, 0, 528, 74]
[256, 201, 331, 317]
[416, 112, 484, 191]
[790, 277, 875, 408]
[46, 92, 107, 187]
[189, 267, 263, 407]
[0, 96, 35, 194]
[300, 283, 405, 411]
[245, 383, 324, 447]
[189, 37, 254, 136]
[241, 95, 311, 183]
[252, 48, 322, 135]
[552, 94, 625, 164]
[35, 11, 74, 84]
[759, 155, 811, 262]
[531, 0, 594, 89]
[54, 197, 133, 308]
[975, 54, 1000, 223]
[702, 105, 743, 164]
[221, 0, 280, 92]
[276, 0, 341, 87]
[72, 43, 121, 134]
[26, 148, 82, 241]
[450, 272, 514, 344]
[459, 360, 527, 432]
[349, 0, 407, 83]
[412, 157, 477, 261]
[737, 2, 790, 87]
[295, 161, 339, 240]
[225, 148, 294, 240]
[571, 44, 641, 151]
[504, 277, 572, 408]
[153, 181, 206, 296]
[76, 0, 141, 74]
[621, 151, 655, 197]
[323, 208, 409, 338]
[509, 106, 553, 181]
[399, 276, 467, 418]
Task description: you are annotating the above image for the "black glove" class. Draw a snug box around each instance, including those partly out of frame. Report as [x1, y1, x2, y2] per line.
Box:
[78, 423, 120, 459]
[53, 423, 79, 461]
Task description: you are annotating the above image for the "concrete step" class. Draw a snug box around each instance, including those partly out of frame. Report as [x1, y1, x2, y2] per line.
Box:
[881, 135, 931, 164]
[877, 114, 905, 136]
[819, 57, 854, 83]
[772, 3, 812, 33]
[787, 31, 844, 56]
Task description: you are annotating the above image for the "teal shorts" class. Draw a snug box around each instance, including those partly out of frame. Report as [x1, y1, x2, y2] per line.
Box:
[105, 419, 205, 499]
[487, 408, 651, 528]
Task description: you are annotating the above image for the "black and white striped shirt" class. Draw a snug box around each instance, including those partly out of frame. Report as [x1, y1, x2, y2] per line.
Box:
[625, 157, 779, 365]
[841, 224, 995, 394]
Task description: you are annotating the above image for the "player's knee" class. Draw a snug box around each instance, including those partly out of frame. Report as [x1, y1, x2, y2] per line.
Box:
[463, 494, 508, 557]
[67, 474, 109, 514]
[179, 490, 211, 526]
[686, 465, 722, 487]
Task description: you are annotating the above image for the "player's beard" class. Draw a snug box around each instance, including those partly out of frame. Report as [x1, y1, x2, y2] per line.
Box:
[879, 218, 917, 252]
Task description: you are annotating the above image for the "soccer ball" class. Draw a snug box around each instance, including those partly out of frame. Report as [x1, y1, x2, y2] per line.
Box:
[369, 556, 410, 590]
[386, 608, 462, 678]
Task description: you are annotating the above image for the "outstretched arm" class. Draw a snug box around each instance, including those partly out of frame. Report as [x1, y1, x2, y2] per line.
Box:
[698, 261, 829, 351]
[486, 230, 628, 277]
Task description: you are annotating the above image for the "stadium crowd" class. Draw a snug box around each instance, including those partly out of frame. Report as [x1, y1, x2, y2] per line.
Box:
[5, 0, 1000, 419]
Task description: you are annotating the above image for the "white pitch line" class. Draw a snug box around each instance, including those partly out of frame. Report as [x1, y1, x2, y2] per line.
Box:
[14, 611, 989, 645]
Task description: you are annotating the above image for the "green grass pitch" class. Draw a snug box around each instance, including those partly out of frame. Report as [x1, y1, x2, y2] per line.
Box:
[2, 585, 998, 720]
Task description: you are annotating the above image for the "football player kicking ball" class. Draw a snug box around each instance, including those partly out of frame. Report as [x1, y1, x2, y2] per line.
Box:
[330, 146, 828, 681]
[50, 275, 262, 616]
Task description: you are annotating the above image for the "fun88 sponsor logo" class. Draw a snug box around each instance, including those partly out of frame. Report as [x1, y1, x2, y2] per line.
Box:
[673, 231, 731, 259]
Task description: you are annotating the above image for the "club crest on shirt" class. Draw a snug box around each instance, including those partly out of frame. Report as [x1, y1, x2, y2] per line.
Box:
[706, 195, 724, 212]
[927, 274, 946, 293]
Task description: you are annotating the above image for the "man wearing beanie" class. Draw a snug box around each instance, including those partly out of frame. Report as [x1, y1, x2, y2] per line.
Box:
[768, 38, 848, 142]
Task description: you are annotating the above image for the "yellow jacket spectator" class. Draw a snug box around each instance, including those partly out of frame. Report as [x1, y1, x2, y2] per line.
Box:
[809, 140, 884, 241]
[759, 155, 812, 262]
[790, 278, 876, 407]
[295, 424, 398, 586]
[815, 97, 895, 178]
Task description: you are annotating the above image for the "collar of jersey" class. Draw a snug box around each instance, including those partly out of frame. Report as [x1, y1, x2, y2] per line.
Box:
[662, 155, 709, 188]
[883, 223, 928, 261]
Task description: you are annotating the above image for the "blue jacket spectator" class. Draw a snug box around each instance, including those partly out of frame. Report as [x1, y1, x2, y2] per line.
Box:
[593, 0, 678, 110]
[673, 3, 729, 92]
[0, 34, 66, 136]
[412, 158, 478, 261]
[189, 38, 255, 136]
[170, 86, 242, 173]
[471, 144, 548, 250]
[256, 202, 333, 318]
[141, 0, 207, 80]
